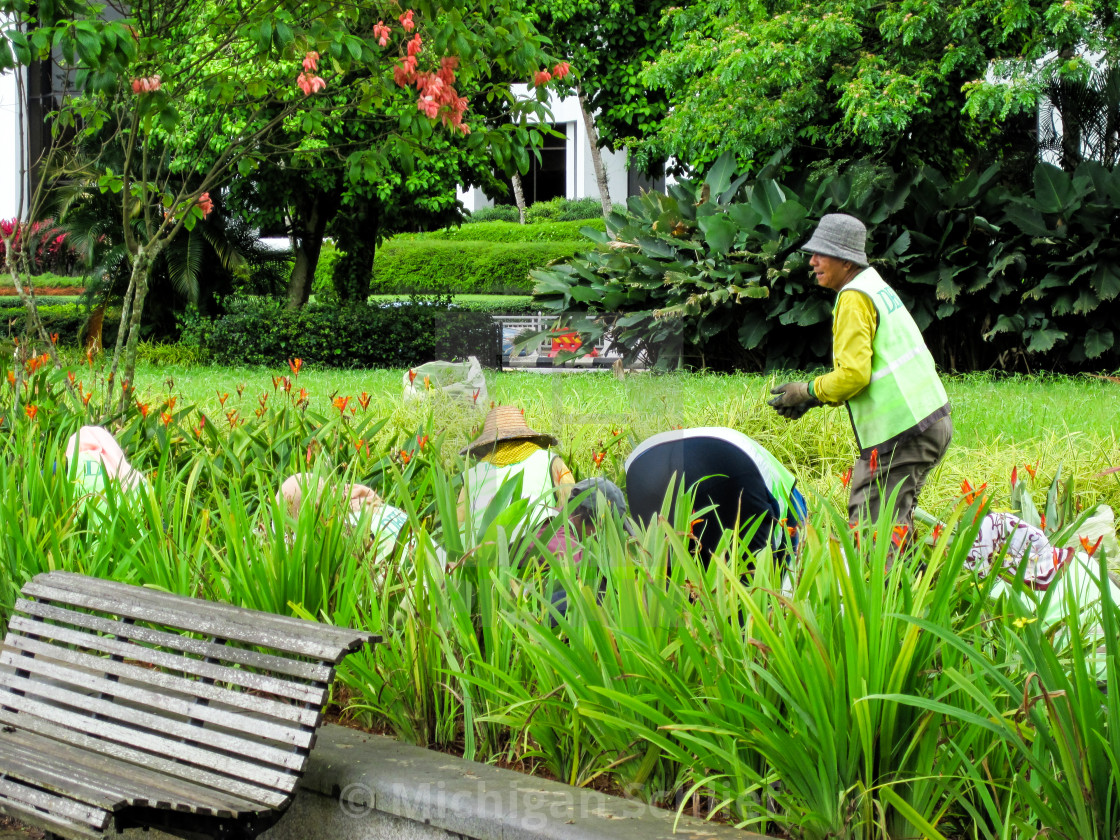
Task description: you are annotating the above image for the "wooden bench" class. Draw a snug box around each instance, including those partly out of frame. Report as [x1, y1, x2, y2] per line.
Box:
[0, 570, 380, 840]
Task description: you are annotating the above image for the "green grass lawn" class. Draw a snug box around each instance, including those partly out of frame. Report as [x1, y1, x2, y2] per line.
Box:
[122, 362, 1120, 520]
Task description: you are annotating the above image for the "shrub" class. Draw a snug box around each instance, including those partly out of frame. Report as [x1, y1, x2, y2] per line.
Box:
[369, 294, 537, 315]
[205, 296, 501, 368]
[399, 219, 606, 244]
[465, 205, 520, 223]
[0, 303, 120, 347]
[0, 219, 80, 275]
[312, 240, 340, 298]
[371, 240, 584, 295]
[525, 196, 611, 223]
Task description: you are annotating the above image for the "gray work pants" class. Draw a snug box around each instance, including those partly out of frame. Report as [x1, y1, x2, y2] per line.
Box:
[847, 415, 953, 533]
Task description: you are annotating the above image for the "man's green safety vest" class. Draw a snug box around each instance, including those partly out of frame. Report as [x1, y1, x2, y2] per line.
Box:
[839, 268, 950, 454]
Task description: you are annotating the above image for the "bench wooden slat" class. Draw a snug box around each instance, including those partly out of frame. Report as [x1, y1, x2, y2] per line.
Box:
[2, 632, 319, 728]
[16, 598, 335, 683]
[0, 730, 266, 818]
[0, 691, 303, 794]
[7, 614, 328, 705]
[0, 647, 315, 750]
[0, 777, 109, 832]
[24, 573, 376, 660]
[0, 672, 308, 773]
[0, 709, 291, 809]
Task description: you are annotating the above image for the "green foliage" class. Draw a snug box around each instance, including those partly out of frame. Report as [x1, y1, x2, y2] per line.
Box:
[402, 218, 606, 244]
[312, 240, 341, 297]
[2, 272, 86, 287]
[204, 297, 500, 368]
[524, 197, 612, 223]
[0, 302, 121, 347]
[369, 294, 536, 314]
[464, 205, 520, 223]
[533, 153, 1120, 372]
[372, 239, 585, 296]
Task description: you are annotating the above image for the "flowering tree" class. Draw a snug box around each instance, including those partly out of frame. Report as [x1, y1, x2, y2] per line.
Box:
[0, 0, 562, 408]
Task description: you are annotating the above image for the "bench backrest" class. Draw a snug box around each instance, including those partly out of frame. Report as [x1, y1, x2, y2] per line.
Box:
[0, 571, 378, 813]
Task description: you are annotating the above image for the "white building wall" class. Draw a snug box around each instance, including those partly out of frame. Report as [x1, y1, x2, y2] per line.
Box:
[0, 68, 24, 220]
[457, 85, 633, 212]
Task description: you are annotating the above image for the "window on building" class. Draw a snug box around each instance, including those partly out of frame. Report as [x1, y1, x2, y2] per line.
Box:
[493, 123, 568, 205]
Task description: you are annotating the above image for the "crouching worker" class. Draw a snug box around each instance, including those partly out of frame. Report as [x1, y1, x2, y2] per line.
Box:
[458, 405, 574, 546]
[65, 425, 148, 509]
[624, 427, 806, 573]
[278, 473, 409, 563]
[540, 477, 631, 623]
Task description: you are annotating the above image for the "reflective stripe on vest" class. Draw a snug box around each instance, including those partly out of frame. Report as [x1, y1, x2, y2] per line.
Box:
[463, 448, 555, 540]
[840, 268, 950, 453]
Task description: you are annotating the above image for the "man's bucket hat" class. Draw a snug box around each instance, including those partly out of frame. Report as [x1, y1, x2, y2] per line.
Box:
[801, 213, 869, 267]
[461, 405, 558, 457]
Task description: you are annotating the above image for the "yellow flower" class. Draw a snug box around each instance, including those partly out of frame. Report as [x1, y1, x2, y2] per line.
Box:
[1012, 617, 1037, 629]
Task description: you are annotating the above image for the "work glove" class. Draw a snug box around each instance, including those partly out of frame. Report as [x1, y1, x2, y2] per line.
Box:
[768, 382, 821, 420]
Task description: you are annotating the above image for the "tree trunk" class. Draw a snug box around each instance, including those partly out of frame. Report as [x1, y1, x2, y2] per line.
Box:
[84, 302, 105, 354]
[287, 194, 329, 310]
[578, 88, 613, 218]
[109, 243, 160, 414]
[510, 173, 528, 224]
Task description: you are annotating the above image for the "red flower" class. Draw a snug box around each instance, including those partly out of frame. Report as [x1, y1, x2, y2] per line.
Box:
[406, 33, 422, 56]
[161, 411, 172, 426]
[1040, 513, 1047, 530]
[472, 388, 480, 403]
[400, 450, 412, 464]
[289, 358, 303, 376]
[592, 450, 605, 467]
[532, 69, 552, 86]
[399, 9, 415, 31]
[840, 467, 852, 488]
[197, 192, 214, 217]
[333, 396, 350, 413]
[1011, 464, 1018, 486]
[961, 480, 988, 505]
[1080, 536, 1104, 557]
[358, 392, 371, 410]
[868, 448, 879, 473]
[552, 61, 571, 80]
[81, 389, 91, 405]
[50, 332, 58, 344]
[302, 50, 319, 71]
[408, 369, 417, 384]
[373, 21, 391, 46]
[24, 404, 37, 420]
[137, 401, 150, 418]
[272, 375, 282, 390]
[932, 523, 945, 541]
[67, 371, 75, 385]
[417, 434, 429, 450]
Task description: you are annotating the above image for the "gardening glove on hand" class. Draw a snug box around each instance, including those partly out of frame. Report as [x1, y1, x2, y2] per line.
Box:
[768, 382, 821, 420]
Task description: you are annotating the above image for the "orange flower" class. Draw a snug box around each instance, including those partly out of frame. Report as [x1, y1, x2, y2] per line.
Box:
[226, 409, 239, 427]
[1024, 461, 1038, 480]
[932, 523, 945, 541]
[417, 434, 429, 450]
[1080, 535, 1103, 557]
[272, 375, 283, 390]
[358, 392, 371, 410]
[236, 383, 245, 398]
[400, 450, 412, 464]
[1040, 513, 1047, 530]
[50, 332, 58, 344]
[472, 388, 480, 403]
[218, 391, 229, 406]
[333, 396, 350, 413]
[961, 480, 988, 505]
[86, 347, 94, 367]
[1011, 465, 1018, 486]
[423, 375, 430, 390]
[282, 376, 292, 393]
[408, 369, 417, 384]
[592, 450, 605, 467]
[167, 396, 176, 410]
[161, 411, 172, 426]
[81, 389, 92, 405]
[289, 358, 303, 376]
[355, 439, 365, 451]
[298, 387, 309, 405]
[259, 392, 268, 409]
[6, 371, 13, 386]
[24, 404, 38, 420]
[67, 371, 75, 385]
[137, 401, 150, 418]
[121, 378, 130, 393]
[840, 467, 853, 488]
[868, 448, 879, 473]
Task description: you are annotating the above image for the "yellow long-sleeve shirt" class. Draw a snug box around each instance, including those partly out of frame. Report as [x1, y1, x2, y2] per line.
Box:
[810, 289, 878, 406]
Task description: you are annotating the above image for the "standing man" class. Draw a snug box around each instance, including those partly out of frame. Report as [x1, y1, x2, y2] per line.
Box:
[767, 213, 952, 540]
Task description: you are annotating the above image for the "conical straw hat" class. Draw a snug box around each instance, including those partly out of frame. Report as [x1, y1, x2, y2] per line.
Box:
[460, 405, 558, 457]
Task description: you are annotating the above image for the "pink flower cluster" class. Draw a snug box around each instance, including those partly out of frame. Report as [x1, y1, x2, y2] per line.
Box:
[397, 55, 469, 134]
[373, 21, 391, 46]
[130, 75, 162, 93]
[297, 51, 326, 96]
[531, 61, 571, 87]
[197, 192, 214, 217]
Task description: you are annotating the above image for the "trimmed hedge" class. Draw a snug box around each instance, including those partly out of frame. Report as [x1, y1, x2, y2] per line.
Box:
[205, 297, 502, 368]
[0, 272, 86, 289]
[0, 303, 120, 347]
[370, 294, 537, 315]
[371, 239, 584, 295]
[397, 219, 605, 244]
